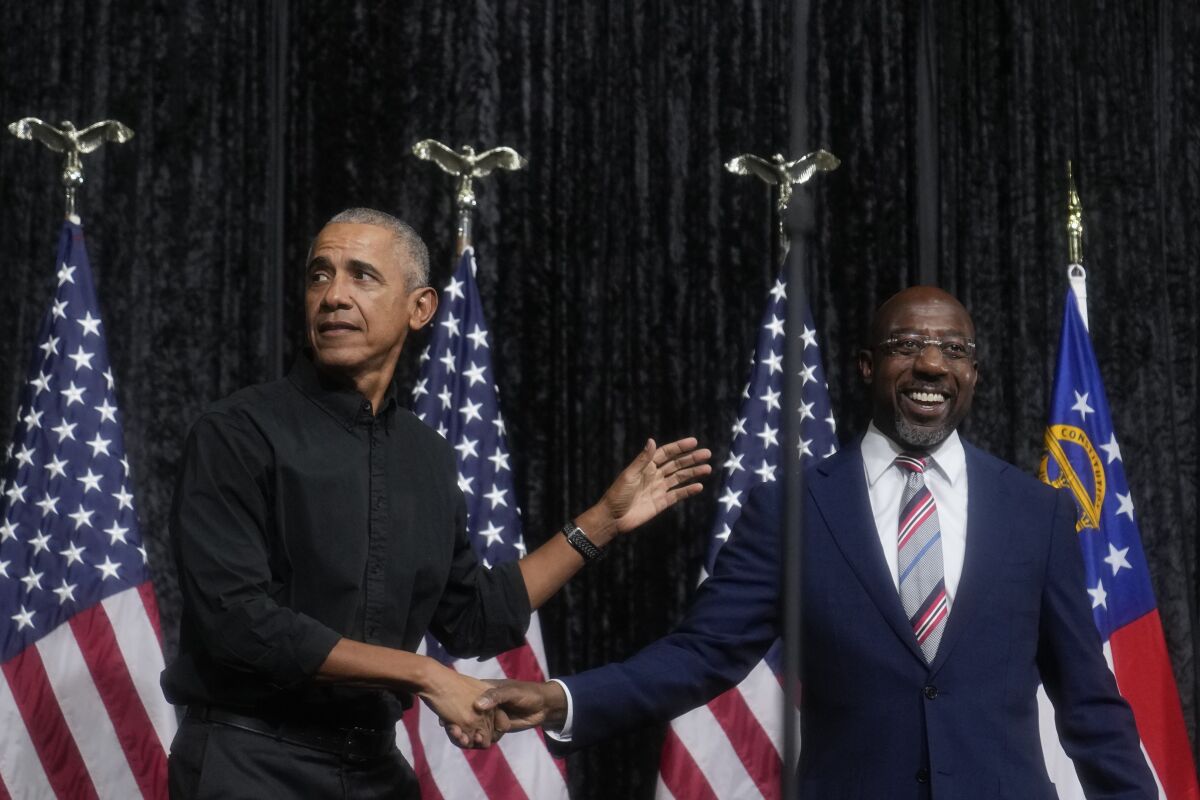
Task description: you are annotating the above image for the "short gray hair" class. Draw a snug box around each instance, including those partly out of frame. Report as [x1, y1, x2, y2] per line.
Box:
[323, 207, 431, 288]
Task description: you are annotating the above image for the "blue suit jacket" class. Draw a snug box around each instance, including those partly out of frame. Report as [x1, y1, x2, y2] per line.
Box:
[561, 442, 1155, 799]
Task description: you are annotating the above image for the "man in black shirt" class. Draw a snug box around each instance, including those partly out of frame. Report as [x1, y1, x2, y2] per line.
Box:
[162, 208, 710, 798]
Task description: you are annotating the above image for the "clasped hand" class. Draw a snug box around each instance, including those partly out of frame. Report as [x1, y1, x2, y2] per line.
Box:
[439, 679, 566, 749]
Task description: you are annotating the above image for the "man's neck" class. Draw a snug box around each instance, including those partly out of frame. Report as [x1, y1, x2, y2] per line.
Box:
[314, 361, 396, 415]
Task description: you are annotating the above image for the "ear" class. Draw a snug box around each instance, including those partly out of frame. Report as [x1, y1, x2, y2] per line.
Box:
[857, 348, 874, 385]
[408, 286, 439, 331]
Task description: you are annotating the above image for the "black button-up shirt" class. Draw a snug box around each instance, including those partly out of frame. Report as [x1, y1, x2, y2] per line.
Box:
[161, 355, 531, 728]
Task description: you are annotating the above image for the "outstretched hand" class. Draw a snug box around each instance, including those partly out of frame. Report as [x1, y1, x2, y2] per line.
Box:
[420, 664, 502, 749]
[599, 437, 712, 535]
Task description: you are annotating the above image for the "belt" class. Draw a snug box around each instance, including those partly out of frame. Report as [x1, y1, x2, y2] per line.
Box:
[187, 705, 396, 761]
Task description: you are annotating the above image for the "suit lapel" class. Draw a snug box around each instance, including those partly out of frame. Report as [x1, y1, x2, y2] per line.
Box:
[928, 443, 1010, 675]
[809, 447, 925, 665]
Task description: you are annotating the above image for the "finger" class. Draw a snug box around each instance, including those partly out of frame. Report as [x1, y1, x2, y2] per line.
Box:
[660, 449, 713, 477]
[664, 464, 713, 486]
[662, 482, 705, 504]
[652, 436, 699, 466]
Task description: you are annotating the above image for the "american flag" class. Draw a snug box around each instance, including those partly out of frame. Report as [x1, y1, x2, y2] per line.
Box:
[1036, 276, 1199, 800]
[400, 248, 568, 799]
[0, 222, 176, 799]
[656, 267, 837, 799]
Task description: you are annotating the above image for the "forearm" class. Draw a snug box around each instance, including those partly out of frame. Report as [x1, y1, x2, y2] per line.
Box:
[315, 637, 436, 694]
[519, 503, 618, 609]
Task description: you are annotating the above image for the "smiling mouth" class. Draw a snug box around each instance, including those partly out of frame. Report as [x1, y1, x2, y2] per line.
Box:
[901, 388, 950, 413]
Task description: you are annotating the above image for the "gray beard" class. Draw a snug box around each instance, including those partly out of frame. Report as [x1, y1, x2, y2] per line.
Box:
[893, 410, 951, 449]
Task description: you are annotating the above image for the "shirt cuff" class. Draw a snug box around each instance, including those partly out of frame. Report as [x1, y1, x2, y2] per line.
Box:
[544, 678, 574, 742]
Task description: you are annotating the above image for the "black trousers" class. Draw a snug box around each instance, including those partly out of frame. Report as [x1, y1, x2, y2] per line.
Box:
[168, 715, 420, 799]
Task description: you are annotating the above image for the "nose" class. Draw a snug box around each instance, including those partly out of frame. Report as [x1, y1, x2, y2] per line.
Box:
[912, 343, 950, 375]
[318, 272, 352, 310]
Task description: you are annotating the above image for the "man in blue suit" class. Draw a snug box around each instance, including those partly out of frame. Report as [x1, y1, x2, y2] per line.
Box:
[474, 287, 1155, 798]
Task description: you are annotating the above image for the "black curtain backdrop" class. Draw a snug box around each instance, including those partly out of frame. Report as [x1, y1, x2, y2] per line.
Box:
[1, 2, 1196, 798]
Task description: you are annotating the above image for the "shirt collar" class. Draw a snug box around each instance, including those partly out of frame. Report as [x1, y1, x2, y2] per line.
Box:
[287, 351, 399, 430]
[861, 421, 966, 488]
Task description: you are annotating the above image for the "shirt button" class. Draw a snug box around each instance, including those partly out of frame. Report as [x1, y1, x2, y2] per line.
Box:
[915, 767, 930, 783]
[923, 685, 938, 700]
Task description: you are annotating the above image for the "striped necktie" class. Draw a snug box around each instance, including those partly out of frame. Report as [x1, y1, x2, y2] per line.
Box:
[895, 453, 949, 662]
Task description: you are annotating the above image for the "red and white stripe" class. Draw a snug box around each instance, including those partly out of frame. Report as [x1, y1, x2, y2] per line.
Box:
[0, 583, 176, 799]
[912, 590, 948, 645]
[395, 611, 568, 800]
[897, 493, 937, 549]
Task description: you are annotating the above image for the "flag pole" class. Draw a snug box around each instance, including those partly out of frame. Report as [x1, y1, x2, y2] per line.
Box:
[1065, 161, 1089, 329]
[7, 118, 134, 224]
[725, 149, 838, 797]
[411, 140, 528, 258]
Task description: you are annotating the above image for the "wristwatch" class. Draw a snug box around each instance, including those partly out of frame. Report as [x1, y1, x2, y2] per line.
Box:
[561, 520, 605, 561]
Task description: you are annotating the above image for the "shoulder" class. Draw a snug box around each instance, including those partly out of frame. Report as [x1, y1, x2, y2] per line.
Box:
[393, 408, 456, 461]
[186, 377, 297, 445]
[962, 440, 1061, 508]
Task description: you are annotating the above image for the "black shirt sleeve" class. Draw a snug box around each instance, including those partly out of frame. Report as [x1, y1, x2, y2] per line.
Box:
[170, 411, 341, 689]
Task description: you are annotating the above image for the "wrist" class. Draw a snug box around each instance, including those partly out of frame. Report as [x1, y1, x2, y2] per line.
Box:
[574, 504, 619, 548]
[542, 681, 568, 729]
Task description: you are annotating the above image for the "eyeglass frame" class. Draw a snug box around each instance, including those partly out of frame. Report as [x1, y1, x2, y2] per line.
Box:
[873, 334, 977, 361]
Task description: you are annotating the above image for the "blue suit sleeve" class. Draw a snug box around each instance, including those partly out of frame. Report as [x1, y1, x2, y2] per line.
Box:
[559, 481, 784, 750]
[1036, 489, 1156, 796]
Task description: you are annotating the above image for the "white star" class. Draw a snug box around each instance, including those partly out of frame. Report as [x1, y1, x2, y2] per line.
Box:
[798, 399, 815, 422]
[59, 541, 87, 567]
[87, 433, 112, 458]
[731, 417, 747, 438]
[5, 483, 26, 504]
[436, 423, 448, 439]
[105, 522, 129, 545]
[715, 523, 733, 542]
[459, 399, 483, 425]
[756, 422, 779, 448]
[20, 569, 44, 592]
[512, 539, 527, 557]
[718, 487, 743, 512]
[800, 325, 818, 349]
[15, 444, 35, 468]
[120, 456, 129, 474]
[444, 275, 465, 300]
[103, 369, 115, 390]
[755, 460, 777, 482]
[463, 362, 487, 387]
[30, 371, 52, 396]
[113, 486, 135, 511]
[411, 378, 429, 399]
[825, 443, 838, 459]
[23, 408, 44, 429]
[488, 449, 511, 472]
[11, 606, 35, 631]
[769, 279, 786, 302]
[57, 262, 76, 285]
[825, 412, 837, 432]
[51, 420, 77, 443]
[28, 531, 52, 555]
[764, 314, 785, 339]
[60, 381, 87, 406]
[51, 299, 69, 319]
[35, 494, 59, 516]
[438, 350, 456, 373]
[467, 324, 489, 350]
[68, 346, 95, 371]
[762, 351, 783, 374]
[0, 559, 9, 578]
[457, 474, 474, 495]
[760, 387, 781, 412]
[480, 521, 505, 547]
[1104, 543, 1132, 575]
[38, 336, 60, 358]
[53, 580, 78, 605]
[1099, 434, 1122, 465]
[741, 382, 750, 400]
[43, 454, 69, 478]
[484, 484, 509, 509]
[95, 556, 121, 581]
[68, 505, 95, 530]
[137, 545, 147, 563]
[1087, 579, 1108, 609]
[454, 437, 479, 460]
[724, 452, 745, 473]
[798, 437, 813, 457]
[492, 416, 506, 436]
[419, 346, 431, 364]
[76, 311, 102, 337]
[440, 312, 461, 338]
[0, 519, 17, 542]
[1114, 491, 1135, 521]
[438, 387, 453, 410]
[1071, 390, 1094, 420]
[799, 363, 817, 385]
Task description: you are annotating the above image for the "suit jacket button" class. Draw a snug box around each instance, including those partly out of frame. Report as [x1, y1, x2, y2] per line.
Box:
[923, 685, 938, 700]
[916, 767, 930, 783]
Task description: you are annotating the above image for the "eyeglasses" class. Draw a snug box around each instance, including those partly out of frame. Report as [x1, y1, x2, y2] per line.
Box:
[876, 334, 976, 360]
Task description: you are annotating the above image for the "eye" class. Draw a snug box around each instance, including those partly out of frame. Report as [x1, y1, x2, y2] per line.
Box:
[941, 341, 969, 359]
[894, 337, 924, 355]
[308, 271, 329, 284]
[354, 269, 377, 282]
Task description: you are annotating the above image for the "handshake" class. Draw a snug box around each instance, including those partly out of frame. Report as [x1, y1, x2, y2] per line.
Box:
[421, 670, 568, 749]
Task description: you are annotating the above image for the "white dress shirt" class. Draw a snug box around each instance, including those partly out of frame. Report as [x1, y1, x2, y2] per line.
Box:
[860, 422, 969, 602]
[550, 425, 970, 741]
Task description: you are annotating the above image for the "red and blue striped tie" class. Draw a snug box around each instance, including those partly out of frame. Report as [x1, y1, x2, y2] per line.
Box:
[895, 453, 949, 662]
